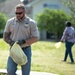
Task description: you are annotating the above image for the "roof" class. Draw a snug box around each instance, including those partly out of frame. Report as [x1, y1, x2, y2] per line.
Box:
[26, 0, 40, 7]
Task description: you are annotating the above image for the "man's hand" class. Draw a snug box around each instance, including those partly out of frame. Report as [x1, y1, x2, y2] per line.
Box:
[17, 39, 26, 45]
[10, 40, 15, 46]
[60, 40, 64, 43]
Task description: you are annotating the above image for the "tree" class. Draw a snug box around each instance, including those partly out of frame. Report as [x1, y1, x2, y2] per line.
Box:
[61, 0, 75, 27]
[0, 13, 7, 30]
[35, 8, 71, 40]
[0, 13, 7, 38]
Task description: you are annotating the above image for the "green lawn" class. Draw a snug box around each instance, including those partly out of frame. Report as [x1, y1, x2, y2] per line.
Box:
[0, 39, 75, 75]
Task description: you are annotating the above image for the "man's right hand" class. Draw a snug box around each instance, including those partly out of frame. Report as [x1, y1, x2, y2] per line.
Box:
[10, 40, 15, 46]
[60, 40, 64, 43]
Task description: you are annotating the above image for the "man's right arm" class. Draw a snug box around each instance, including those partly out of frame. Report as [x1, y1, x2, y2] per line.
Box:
[3, 32, 12, 45]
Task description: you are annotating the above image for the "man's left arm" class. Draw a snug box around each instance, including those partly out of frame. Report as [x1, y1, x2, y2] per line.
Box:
[25, 37, 38, 45]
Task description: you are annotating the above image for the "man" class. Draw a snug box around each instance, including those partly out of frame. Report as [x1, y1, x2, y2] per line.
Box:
[61, 21, 75, 64]
[3, 4, 39, 75]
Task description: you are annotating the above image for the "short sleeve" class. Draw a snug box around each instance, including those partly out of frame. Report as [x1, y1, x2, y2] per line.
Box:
[30, 21, 39, 38]
[4, 20, 10, 33]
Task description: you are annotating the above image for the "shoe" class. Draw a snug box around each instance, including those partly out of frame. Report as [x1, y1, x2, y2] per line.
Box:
[61, 60, 66, 62]
[70, 62, 74, 64]
[68, 62, 74, 64]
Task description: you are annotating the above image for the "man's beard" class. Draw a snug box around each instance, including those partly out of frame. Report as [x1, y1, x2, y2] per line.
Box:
[17, 15, 25, 21]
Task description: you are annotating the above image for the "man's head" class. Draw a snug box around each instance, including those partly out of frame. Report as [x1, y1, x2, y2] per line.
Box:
[15, 4, 26, 21]
[65, 21, 72, 27]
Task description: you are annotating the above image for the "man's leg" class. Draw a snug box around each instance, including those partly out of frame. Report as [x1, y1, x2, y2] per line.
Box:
[64, 41, 68, 61]
[21, 46, 31, 75]
[7, 56, 17, 75]
[64, 49, 68, 61]
[67, 42, 74, 62]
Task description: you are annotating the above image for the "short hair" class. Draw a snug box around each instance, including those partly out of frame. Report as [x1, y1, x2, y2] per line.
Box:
[65, 21, 71, 27]
[15, 4, 26, 10]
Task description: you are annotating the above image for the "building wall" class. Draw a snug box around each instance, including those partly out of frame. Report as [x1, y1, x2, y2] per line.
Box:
[0, 0, 21, 18]
[32, 0, 70, 20]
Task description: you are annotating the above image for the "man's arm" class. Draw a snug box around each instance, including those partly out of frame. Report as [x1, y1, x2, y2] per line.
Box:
[26, 37, 38, 45]
[3, 32, 12, 45]
[60, 28, 68, 42]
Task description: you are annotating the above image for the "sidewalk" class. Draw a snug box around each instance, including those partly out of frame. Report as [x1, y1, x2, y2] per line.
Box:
[0, 69, 58, 75]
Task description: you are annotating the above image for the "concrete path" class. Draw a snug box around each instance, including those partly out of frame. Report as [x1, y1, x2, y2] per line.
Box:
[0, 69, 58, 75]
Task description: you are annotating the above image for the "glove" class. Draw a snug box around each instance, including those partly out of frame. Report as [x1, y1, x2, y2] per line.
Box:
[60, 40, 64, 43]
[17, 39, 26, 45]
[10, 40, 15, 46]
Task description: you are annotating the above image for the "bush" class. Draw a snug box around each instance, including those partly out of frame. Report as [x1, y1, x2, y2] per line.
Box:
[0, 13, 7, 38]
[36, 8, 72, 40]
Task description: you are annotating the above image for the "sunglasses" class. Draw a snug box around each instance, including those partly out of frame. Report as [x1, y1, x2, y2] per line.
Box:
[15, 12, 23, 15]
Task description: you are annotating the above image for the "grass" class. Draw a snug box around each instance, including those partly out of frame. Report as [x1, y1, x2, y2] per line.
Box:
[0, 39, 75, 75]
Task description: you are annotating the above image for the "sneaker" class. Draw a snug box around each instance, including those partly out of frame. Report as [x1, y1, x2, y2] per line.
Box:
[68, 62, 74, 64]
[70, 62, 74, 64]
[61, 60, 66, 62]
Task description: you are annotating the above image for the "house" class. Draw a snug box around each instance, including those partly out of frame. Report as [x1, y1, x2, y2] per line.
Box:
[0, 0, 21, 18]
[25, 0, 71, 40]
[0, 0, 22, 38]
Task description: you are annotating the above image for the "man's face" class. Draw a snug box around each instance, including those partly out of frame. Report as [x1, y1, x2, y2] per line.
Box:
[15, 8, 25, 21]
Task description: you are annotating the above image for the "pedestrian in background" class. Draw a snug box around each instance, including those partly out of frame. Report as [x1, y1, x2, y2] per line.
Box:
[3, 4, 39, 75]
[60, 21, 75, 64]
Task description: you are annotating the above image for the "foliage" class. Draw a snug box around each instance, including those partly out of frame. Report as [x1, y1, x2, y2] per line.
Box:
[0, 13, 7, 31]
[35, 8, 71, 39]
[0, 13, 7, 38]
[61, 0, 75, 26]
